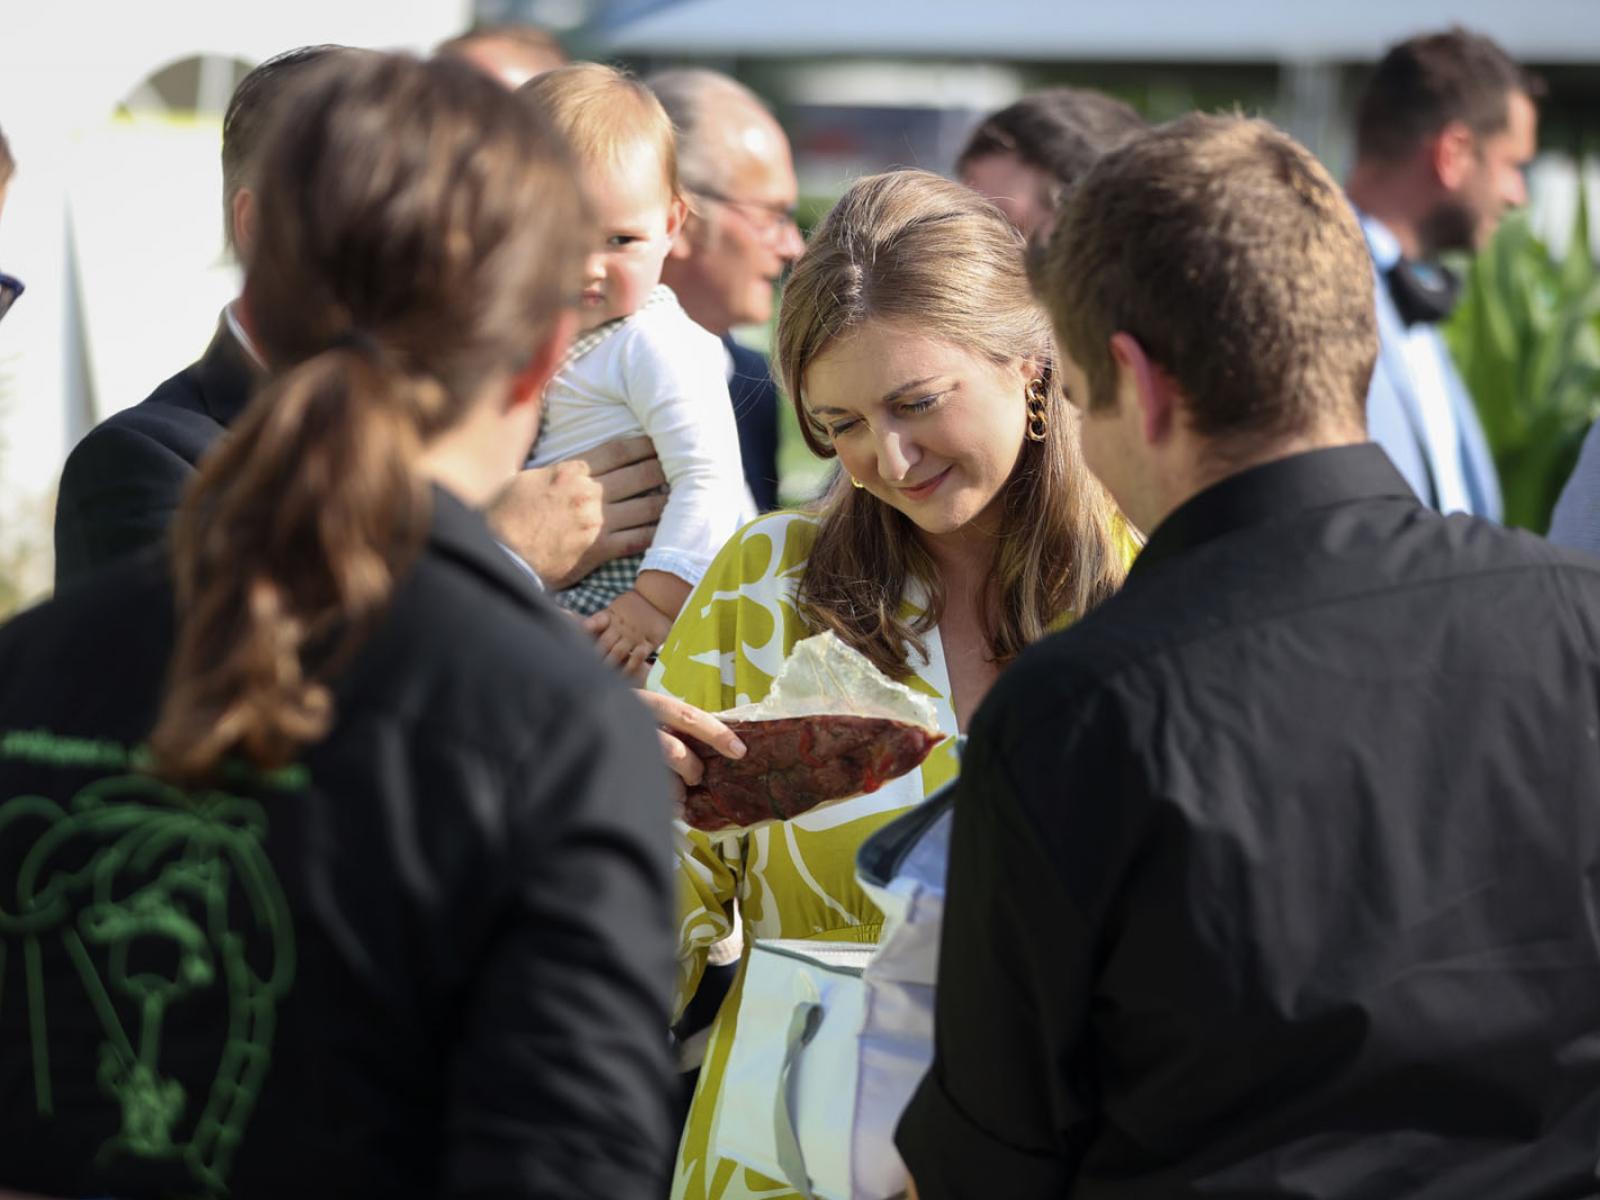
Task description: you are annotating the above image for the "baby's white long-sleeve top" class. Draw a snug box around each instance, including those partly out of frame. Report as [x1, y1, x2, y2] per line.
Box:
[528, 290, 754, 587]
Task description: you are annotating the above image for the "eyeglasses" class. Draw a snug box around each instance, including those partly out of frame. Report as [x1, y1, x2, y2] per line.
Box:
[684, 183, 799, 244]
[0, 274, 22, 324]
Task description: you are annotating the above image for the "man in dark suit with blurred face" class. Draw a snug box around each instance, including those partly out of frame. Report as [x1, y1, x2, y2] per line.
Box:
[50, 48, 324, 589]
[650, 69, 805, 512]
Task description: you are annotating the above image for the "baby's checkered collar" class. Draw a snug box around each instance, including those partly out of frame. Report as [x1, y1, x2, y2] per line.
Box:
[560, 284, 677, 370]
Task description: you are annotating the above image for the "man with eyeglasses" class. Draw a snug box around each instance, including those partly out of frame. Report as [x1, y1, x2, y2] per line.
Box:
[650, 70, 805, 512]
[0, 122, 20, 326]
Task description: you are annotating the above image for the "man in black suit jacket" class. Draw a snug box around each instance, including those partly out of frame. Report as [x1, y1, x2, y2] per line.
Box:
[54, 314, 258, 586]
[651, 69, 805, 512]
[54, 46, 665, 591]
[53, 48, 331, 591]
[724, 336, 782, 511]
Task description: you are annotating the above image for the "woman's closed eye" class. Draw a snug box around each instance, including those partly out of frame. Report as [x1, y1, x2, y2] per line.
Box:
[899, 392, 944, 416]
[825, 393, 943, 438]
[827, 416, 861, 438]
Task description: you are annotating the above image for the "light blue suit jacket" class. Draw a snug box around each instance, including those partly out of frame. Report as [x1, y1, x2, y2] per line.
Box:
[1362, 220, 1503, 522]
[1549, 420, 1600, 554]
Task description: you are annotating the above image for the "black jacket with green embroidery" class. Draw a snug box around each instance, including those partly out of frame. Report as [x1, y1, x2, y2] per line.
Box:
[0, 488, 677, 1199]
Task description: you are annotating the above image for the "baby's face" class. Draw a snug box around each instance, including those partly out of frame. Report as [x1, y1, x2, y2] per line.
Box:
[579, 142, 683, 332]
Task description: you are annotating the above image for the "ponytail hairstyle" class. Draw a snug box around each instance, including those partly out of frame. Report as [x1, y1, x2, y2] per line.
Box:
[776, 169, 1126, 680]
[151, 53, 590, 782]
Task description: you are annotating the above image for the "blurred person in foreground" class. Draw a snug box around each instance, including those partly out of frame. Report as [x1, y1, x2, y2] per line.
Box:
[898, 112, 1600, 1199]
[956, 86, 1146, 246]
[650, 69, 805, 512]
[1346, 27, 1541, 520]
[436, 22, 566, 90]
[0, 53, 681, 1198]
[53, 44, 659, 598]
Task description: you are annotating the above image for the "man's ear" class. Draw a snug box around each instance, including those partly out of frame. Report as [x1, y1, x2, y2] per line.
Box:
[231, 187, 257, 264]
[507, 309, 579, 416]
[665, 194, 689, 242]
[1109, 331, 1175, 446]
[666, 205, 699, 260]
[1431, 120, 1476, 191]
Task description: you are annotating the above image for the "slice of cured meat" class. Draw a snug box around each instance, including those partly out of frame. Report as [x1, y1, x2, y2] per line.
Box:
[679, 714, 944, 832]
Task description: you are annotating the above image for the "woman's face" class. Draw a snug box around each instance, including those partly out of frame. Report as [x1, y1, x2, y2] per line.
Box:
[803, 319, 1033, 538]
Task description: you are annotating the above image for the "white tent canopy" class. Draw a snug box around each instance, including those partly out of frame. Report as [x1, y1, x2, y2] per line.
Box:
[592, 0, 1600, 62]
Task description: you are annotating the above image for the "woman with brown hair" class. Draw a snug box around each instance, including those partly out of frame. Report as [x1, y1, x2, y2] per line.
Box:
[650, 168, 1133, 1199]
[0, 54, 679, 1198]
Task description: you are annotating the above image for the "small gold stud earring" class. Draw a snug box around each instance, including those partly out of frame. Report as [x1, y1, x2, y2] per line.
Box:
[851, 476, 865, 489]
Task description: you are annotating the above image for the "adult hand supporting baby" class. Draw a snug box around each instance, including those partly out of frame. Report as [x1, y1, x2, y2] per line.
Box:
[568, 436, 669, 587]
[487, 436, 668, 591]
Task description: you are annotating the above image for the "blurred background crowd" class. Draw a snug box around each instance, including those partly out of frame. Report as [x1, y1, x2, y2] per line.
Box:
[0, 0, 1596, 613]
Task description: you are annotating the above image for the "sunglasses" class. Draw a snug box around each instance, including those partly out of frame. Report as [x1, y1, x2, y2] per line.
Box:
[0, 274, 23, 324]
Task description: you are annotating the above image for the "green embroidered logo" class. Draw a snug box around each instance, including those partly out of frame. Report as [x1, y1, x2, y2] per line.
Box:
[0, 765, 295, 1196]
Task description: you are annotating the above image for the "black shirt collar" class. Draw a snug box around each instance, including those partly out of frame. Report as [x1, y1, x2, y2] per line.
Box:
[1131, 443, 1417, 580]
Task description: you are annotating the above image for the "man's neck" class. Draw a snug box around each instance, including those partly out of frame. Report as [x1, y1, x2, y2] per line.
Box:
[226, 292, 268, 369]
[1346, 166, 1427, 259]
[1148, 425, 1368, 533]
[659, 265, 731, 338]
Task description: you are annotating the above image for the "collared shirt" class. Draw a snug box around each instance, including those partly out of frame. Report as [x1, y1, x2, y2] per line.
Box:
[1360, 216, 1471, 514]
[899, 443, 1600, 1199]
[224, 300, 267, 370]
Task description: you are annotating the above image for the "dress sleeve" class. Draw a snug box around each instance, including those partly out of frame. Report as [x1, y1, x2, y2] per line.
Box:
[645, 514, 816, 1018]
[618, 317, 751, 587]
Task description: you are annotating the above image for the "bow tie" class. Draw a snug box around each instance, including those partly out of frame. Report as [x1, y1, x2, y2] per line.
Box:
[1385, 258, 1462, 327]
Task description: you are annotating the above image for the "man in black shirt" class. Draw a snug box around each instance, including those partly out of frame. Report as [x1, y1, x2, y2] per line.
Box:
[898, 114, 1600, 1198]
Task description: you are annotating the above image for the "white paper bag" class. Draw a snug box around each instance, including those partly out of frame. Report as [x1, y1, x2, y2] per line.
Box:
[713, 939, 875, 1199]
[712, 777, 958, 1200]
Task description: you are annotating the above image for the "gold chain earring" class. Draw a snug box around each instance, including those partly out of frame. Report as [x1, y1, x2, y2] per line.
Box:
[1025, 378, 1049, 442]
[851, 477, 865, 489]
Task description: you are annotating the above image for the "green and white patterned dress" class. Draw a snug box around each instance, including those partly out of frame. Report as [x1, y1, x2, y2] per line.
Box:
[649, 508, 1100, 1200]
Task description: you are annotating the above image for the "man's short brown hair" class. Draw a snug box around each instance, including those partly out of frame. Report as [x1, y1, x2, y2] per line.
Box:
[1041, 113, 1376, 443]
[1355, 27, 1544, 163]
[222, 45, 349, 255]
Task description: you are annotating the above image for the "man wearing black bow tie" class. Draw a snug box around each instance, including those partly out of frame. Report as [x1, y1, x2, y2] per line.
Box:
[1345, 28, 1540, 520]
